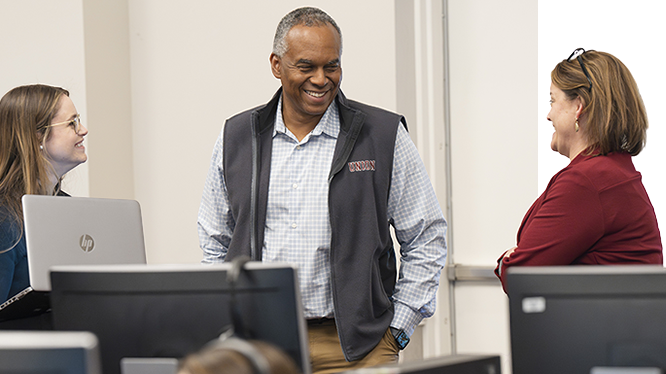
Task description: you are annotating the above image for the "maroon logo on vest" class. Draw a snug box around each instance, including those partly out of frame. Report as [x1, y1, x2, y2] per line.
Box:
[348, 160, 376, 172]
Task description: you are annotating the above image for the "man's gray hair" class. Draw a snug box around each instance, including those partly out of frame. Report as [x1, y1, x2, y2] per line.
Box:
[272, 7, 342, 58]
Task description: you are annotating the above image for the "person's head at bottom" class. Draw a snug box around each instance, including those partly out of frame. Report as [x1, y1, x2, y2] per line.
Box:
[178, 339, 301, 374]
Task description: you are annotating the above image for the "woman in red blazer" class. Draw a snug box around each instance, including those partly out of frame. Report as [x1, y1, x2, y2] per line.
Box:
[495, 49, 663, 292]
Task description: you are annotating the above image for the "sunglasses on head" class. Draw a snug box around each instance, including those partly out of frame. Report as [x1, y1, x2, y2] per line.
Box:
[567, 48, 593, 92]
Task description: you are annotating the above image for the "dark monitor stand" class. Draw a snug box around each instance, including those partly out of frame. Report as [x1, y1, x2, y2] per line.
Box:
[0, 310, 53, 330]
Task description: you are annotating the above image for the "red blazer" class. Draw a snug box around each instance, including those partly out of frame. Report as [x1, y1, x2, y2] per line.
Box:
[496, 151, 663, 292]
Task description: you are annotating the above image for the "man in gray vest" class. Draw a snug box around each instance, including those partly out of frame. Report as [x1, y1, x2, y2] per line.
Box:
[198, 7, 447, 373]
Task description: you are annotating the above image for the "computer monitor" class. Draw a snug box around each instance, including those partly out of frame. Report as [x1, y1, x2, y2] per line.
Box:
[506, 265, 666, 374]
[49, 262, 310, 374]
[0, 331, 102, 374]
[342, 354, 501, 374]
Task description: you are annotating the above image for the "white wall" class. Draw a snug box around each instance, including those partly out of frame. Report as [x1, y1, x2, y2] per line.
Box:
[394, 0, 451, 360]
[82, 0, 135, 201]
[446, 1, 538, 373]
[0, 0, 401, 264]
[127, 0, 398, 264]
[1, 1, 545, 372]
[0, 0, 90, 197]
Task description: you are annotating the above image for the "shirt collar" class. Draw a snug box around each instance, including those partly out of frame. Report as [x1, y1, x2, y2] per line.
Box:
[274, 94, 340, 140]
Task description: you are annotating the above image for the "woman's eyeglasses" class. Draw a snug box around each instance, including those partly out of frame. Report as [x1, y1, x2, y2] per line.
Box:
[46, 114, 83, 135]
[567, 48, 593, 92]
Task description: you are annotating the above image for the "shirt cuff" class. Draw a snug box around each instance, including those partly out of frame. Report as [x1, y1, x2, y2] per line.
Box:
[391, 301, 424, 337]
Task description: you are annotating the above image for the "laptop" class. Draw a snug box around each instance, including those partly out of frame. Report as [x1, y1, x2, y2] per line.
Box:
[0, 195, 147, 322]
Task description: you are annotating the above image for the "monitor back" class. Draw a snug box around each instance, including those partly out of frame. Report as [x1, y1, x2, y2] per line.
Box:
[342, 354, 501, 374]
[50, 263, 310, 374]
[0, 331, 102, 374]
[507, 265, 666, 374]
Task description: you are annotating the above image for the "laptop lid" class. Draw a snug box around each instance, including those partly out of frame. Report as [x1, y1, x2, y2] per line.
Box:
[22, 195, 147, 291]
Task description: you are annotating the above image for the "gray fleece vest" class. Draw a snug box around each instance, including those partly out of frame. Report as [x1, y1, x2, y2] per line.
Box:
[222, 88, 405, 361]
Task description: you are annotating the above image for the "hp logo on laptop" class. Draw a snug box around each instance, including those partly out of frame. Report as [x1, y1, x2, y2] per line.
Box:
[79, 234, 95, 252]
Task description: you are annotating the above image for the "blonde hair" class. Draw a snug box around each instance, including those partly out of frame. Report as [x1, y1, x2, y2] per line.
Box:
[551, 50, 647, 156]
[0, 84, 69, 249]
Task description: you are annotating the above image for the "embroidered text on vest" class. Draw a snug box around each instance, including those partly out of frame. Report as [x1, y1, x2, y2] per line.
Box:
[348, 160, 376, 172]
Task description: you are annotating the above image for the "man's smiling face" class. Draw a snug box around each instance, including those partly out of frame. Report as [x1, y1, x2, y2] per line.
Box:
[270, 23, 342, 127]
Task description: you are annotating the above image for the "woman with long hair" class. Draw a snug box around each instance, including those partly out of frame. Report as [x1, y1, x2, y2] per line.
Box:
[0, 84, 88, 303]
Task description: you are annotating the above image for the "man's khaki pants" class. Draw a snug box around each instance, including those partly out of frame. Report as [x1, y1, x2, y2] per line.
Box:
[308, 321, 399, 374]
